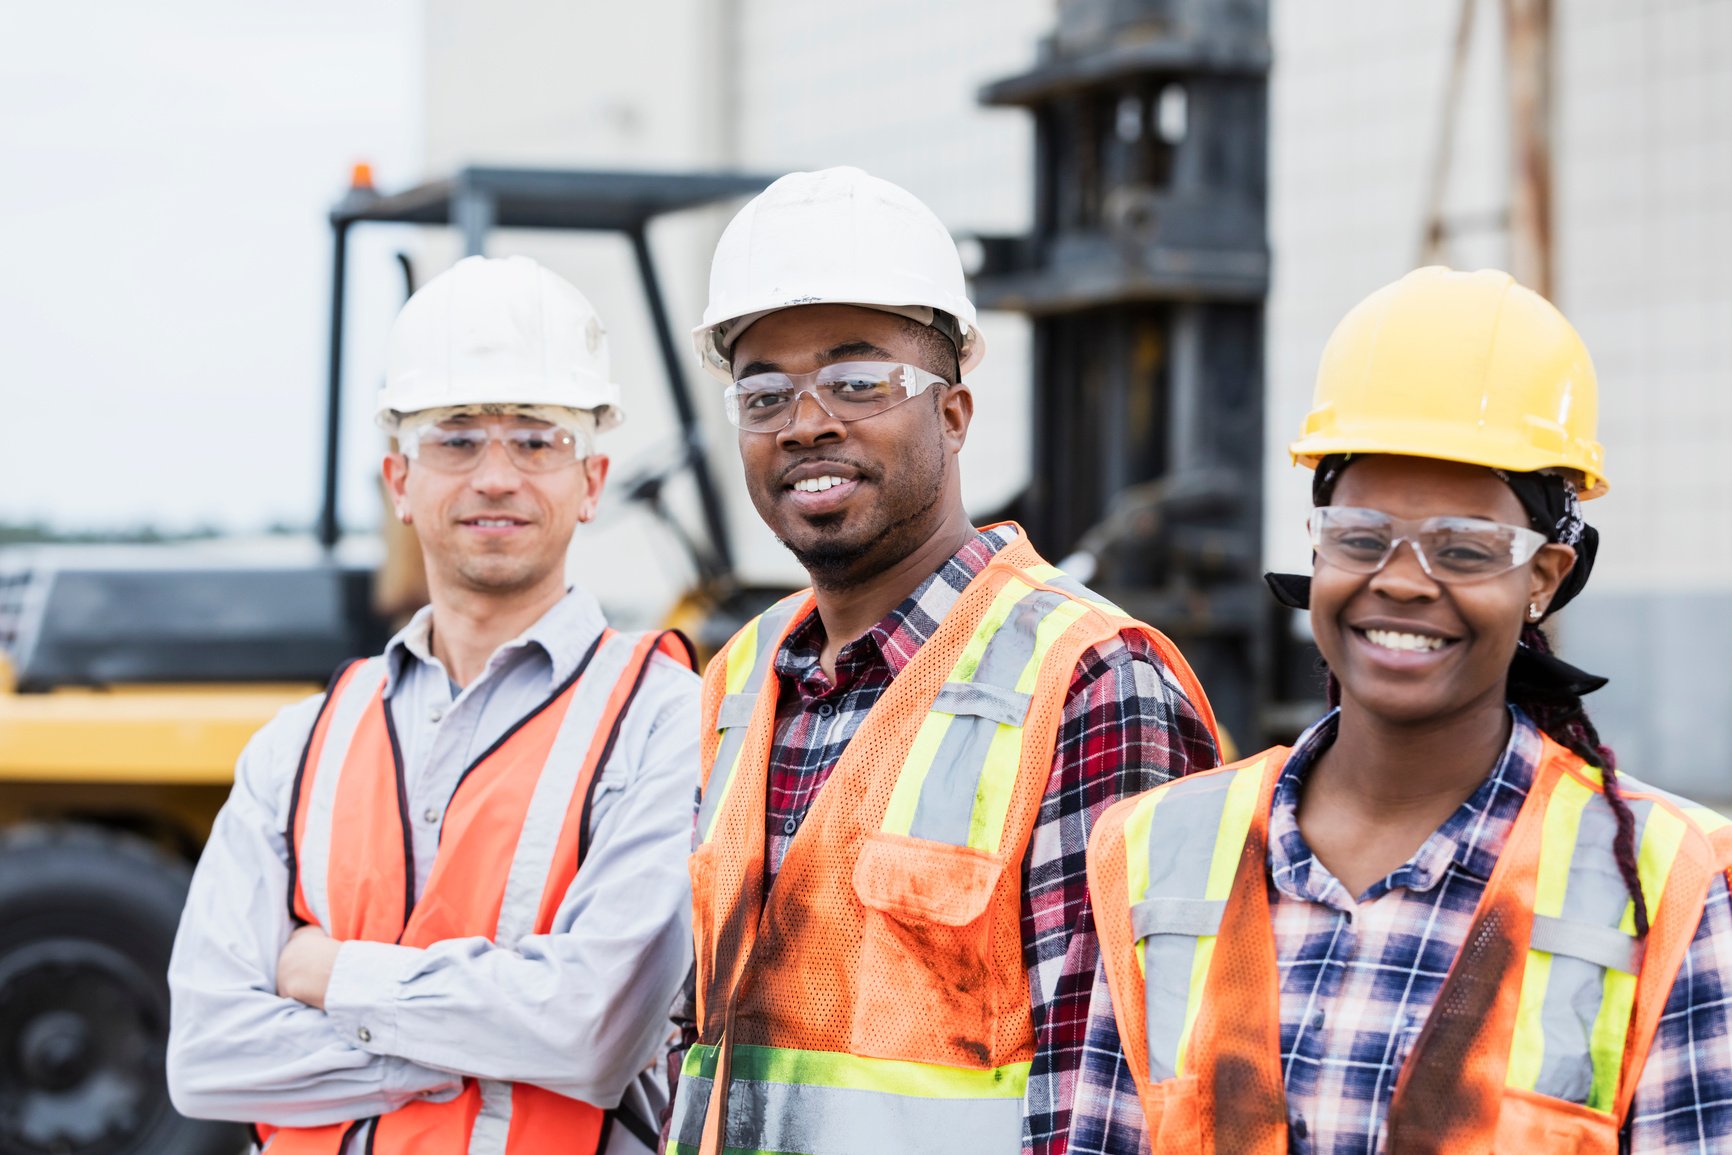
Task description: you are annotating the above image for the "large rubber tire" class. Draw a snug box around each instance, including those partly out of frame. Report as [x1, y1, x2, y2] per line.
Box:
[0, 825, 246, 1155]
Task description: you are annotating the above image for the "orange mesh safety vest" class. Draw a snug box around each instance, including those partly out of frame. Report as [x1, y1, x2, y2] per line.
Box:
[256, 628, 693, 1155]
[666, 527, 1220, 1155]
[1087, 735, 1732, 1154]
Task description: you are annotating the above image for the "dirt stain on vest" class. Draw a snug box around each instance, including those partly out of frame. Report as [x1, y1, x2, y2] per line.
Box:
[1387, 898, 1523, 1153]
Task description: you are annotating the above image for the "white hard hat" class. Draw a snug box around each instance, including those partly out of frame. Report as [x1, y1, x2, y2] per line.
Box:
[377, 255, 624, 432]
[692, 166, 985, 382]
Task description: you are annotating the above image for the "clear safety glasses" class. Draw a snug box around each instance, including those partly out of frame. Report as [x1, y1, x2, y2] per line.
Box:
[723, 360, 950, 433]
[1309, 505, 1548, 583]
[400, 421, 583, 474]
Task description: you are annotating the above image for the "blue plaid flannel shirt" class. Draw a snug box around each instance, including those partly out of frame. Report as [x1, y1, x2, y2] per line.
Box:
[1069, 707, 1732, 1155]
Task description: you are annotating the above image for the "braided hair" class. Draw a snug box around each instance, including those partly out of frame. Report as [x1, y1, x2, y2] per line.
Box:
[1310, 455, 1650, 937]
[1514, 624, 1648, 935]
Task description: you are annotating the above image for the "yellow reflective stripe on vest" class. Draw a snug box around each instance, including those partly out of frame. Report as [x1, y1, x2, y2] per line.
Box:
[1588, 803, 1686, 1110]
[880, 578, 1090, 855]
[1505, 768, 1696, 1111]
[1683, 804, 1732, 835]
[698, 594, 807, 845]
[1123, 761, 1268, 1081]
[669, 1043, 1027, 1155]
[1507, 771, 1596, 1096]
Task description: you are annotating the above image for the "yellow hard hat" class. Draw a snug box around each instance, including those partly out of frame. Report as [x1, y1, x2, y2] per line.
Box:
[1290, 266, 1607, 498]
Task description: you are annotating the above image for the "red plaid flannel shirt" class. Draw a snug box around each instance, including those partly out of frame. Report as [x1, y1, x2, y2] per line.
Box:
[760, 526, 1217, 1154]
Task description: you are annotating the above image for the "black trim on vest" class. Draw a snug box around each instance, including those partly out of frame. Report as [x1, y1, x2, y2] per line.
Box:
[435, 630, 608, 848]
[613, 1098, 661, 1149]
[575, 631, 676, 868]
[283, 658, 363, 926]
[348, 1117, 372, 1152]
[382, 705, 416, 937]
[662, 627, 698, 671]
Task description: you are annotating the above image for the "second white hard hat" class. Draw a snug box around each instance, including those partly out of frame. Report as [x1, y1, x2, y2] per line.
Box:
[377, 255, 624, 432]
[692, 166, 985, 382]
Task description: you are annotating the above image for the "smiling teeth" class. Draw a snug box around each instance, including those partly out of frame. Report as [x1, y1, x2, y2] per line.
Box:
[793, 476, 848, 493]
[472, 519, 519, 526]
[1365, 629, 1445, 653]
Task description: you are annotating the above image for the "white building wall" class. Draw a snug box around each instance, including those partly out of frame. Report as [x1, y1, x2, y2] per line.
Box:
[1266, 0, 1732, 793]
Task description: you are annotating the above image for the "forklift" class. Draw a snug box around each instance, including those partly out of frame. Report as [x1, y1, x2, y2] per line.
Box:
[0, 165, 771, 1155]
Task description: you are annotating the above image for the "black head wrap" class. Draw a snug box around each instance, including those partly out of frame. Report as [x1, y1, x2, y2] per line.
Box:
[1266, 453, 1607, 697]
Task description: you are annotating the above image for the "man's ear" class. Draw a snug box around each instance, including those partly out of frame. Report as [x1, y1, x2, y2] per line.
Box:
[382, 453, 412, 524]
[576, 454, 610, 523]
[939, 382, 973, 453]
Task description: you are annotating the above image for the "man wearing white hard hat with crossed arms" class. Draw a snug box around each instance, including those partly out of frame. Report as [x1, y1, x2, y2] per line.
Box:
[169, 256, 698, 1155]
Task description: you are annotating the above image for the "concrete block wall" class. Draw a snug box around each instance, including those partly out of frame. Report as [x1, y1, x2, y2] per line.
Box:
[1265, 0, 1732, 796]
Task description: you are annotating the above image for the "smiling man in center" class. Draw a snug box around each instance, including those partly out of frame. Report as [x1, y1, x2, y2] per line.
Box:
[664, 166, 1223, 1155]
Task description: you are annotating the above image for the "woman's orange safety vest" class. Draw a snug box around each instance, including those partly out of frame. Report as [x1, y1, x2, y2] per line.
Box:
[1087, 735, 1732, 1153]
[667, 527, 1219, 1155]
[257, 628, 693, 1155]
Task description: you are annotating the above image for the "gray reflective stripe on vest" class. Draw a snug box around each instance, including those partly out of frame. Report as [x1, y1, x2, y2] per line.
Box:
[669, 1073, 1022, 1155]
[493, 631, 642, 948]
[1139, 771, 1242, 1082]
[1528, 914, 1643, 975]
[464, 1079, 512, 1154]
[1131, 896, 1225, 939]
[906, 589, 1068, 846]
[1530, 794, 1656, 1103]
[297, 658, 388, 931]
[1035, 569, 1126, 617]
[698, 595, 807, 846]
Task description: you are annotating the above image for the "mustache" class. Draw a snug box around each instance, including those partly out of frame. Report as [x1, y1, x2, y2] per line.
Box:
[775, 454, 877, 486]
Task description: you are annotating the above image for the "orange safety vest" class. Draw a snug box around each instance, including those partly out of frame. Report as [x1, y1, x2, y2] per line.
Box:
[667, 527, 1219, 1155]
[256, 628, 693, 1155]
[1087, 735, 1732, 1154]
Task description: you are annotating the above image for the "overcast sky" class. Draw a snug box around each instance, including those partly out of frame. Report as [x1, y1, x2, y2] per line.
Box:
[0, 2, 419, 533]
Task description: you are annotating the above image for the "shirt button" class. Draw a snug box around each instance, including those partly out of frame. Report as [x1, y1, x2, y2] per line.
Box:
[357, 1027, 372, 1043]
[815, 703, 834, 718]
[429, 706, 445, 723]
[1292, 1116, 1309, 1139]
[423, 807, 439, 824]
[782, 817, 798, 835]
[1310, 1011, 1326, 1030]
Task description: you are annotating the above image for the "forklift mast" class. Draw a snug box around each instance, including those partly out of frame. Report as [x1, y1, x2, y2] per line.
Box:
[975, 0, 1311, 748]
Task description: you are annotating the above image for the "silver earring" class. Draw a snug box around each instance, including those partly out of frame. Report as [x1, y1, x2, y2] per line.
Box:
[1528, 603, 1543, 622]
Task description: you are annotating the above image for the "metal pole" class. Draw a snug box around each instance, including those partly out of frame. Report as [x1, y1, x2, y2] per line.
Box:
[629, 224, 735, 576]
[455, 187, 495, 258]
[318, 222, 349, 550]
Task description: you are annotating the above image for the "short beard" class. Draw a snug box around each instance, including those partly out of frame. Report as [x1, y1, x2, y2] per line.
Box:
[778, 430, 947, 591]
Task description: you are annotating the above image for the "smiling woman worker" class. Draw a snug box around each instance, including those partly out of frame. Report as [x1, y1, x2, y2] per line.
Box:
[1070, 267, 1732, 1155]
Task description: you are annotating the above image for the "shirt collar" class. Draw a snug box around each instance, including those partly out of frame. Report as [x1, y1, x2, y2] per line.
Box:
[382, 585, 609, 696]
[1268, 706, 1545, 905]
[775, 524, 1019, 684]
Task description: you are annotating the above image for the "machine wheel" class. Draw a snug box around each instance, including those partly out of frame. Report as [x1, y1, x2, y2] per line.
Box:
[0, 825, 244, 1155]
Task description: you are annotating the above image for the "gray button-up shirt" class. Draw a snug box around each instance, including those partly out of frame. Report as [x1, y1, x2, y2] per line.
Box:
[167, 587, 699, 1153]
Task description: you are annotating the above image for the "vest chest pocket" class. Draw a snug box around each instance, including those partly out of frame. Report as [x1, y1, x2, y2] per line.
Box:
[1493, 1087, 1619, 1153]
[850, 831, 1004, 1067]
[1143, 1075, 1201, 1150]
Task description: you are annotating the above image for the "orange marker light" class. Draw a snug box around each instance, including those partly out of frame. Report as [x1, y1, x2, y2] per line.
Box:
[350, 162, 376, 191]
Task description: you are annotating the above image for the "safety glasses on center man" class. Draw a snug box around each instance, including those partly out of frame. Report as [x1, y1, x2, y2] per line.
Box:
[1309, 505, 1548, 583]
[723, 360, 950, 433]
